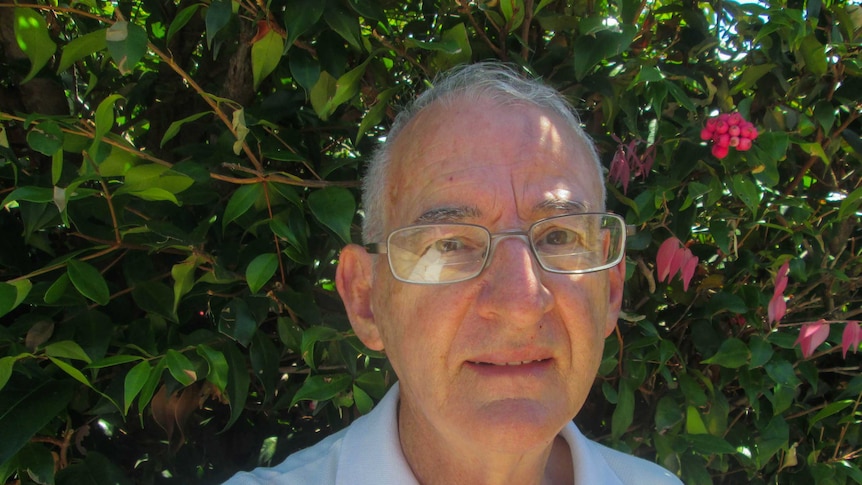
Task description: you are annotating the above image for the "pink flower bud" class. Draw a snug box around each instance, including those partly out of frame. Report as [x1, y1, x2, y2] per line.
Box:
[737, 137, 752, 151]
[711, 144, 729, 159]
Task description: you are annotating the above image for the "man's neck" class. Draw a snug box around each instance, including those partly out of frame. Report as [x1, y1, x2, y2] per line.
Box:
[397, 404, 574, 485]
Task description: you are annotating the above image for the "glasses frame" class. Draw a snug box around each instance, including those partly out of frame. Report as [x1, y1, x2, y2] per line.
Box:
[365, 213, 632, 285]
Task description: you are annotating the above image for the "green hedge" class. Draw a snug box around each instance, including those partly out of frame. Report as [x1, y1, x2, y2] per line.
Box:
[0, 1, 860, 483]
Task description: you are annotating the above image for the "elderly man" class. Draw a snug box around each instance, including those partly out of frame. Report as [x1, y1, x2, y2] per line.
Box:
[225, 63, 682, 484]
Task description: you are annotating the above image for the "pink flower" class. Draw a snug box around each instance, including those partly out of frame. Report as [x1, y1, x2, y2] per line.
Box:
[656, 237, 698, 290]
[795, 320, 830, 358]
[608, 135, 656, 194]
[842, 321, 862, 358]
[768, 262, 789, 324]
[656, 238, 678, 282]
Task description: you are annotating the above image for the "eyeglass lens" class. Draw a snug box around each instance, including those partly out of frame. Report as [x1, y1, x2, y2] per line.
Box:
[385, 214, 624, 284]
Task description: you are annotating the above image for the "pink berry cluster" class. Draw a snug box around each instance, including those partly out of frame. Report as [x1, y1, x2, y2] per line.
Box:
[700, 112, 758, 159]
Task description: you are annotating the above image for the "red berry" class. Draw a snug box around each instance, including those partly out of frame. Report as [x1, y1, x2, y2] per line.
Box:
[737, 137, 753, 151]
[717, 133, 731, 147]
[717, 113, 731, 123]
[700, 128, 714, 141]
[728, 125, 741, 137]
[740, 124, 754, 139]
[706, 118, 718, 131]
[728, 112, 743, 126]
[729, 136, 740, 147]
[712, 144, 730, 159]
[715, 121, 729, 134]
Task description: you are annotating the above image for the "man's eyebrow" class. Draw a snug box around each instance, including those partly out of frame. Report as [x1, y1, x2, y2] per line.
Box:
[534, 198, 590, 214]
[414, 206, 481, 224]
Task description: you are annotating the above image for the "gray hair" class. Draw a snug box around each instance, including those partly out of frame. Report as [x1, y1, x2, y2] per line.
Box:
[360, 62, 604, 244]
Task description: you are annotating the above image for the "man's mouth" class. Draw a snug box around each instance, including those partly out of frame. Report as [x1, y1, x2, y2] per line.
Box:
[470, 358, 550, 366]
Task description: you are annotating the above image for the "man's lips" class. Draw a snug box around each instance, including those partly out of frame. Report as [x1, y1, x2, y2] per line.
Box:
[468, 358, 551, 366]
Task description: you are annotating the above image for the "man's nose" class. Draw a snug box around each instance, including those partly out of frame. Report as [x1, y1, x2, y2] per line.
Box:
[475, 236, 555, 322]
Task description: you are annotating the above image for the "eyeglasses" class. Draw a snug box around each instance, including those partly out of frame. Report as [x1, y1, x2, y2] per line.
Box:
[365, 213, 629, 284]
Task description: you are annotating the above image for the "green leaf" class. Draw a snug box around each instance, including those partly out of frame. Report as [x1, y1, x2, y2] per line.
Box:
[165, 349, 197, 386]
[122, 163, 194, 194]
[290, 374, 352, 407]
[205, 0, 233, 47]
[2, 186, 54, 207]
[171, 258, 196, 315]
[798, 34, 827, 77]
[13, 8, 58, 83]
[838, 186, 862, 220]
[218, 298, 258, 347]
[251, 27, 284, 89]
[246, 253, 278, 294]
[138, 358, 165, 412]
[161, 111, 212, 148]
[324, 5, 362, 50]
[47, 356, 93, 388]
[353, 384, 373, 414]
[572, 25, 637, 80]
[300, 325, 340, 370]
[196, 344, 228, 391]
[731, 64, 776, 94]
[26, 121, 64, 156]
[686, 405, 708, 434]
[611, 380, 635, 440]
[809, 399, 853, 426]
[0, 355, 26, 391]
[44, 340, 93, 364]
[322, 60, 370, 116]
[500, 0, 526, 30]
[106, 21, 148, 74]
[15, 443, 56, 485]
[57, 29, 107, 73]
[0, 280, 33, 318]
[307, 187, 355, 244]
[730, 174, 761, 216]
[0, 380, 76, 465]
[222, 343, 250, 431]
[124, 360, 151, 414]
[167, 4, 201, 44]
[85, 354, 143, 369]
[93, 94, 124, 142]
[702, 338, 750, 369]
[431, 23, 473, 71]
[223, 183, 264, 229]
[310, 70, 338, 120]
[250, 331, 279, 401]
[357, 88, 396, 143]
[67, 259, 110, 306]
[284, 0, 325, 51]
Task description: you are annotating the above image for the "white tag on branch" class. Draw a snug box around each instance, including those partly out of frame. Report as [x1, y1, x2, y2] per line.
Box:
[232, 108, 249, 156]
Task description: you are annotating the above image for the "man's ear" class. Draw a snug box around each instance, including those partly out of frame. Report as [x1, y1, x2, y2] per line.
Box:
[336, 244, 384, 350]
[603, 260, 626, 337]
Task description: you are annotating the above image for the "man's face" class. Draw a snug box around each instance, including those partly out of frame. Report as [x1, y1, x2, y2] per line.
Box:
[340, 96, 623, 455]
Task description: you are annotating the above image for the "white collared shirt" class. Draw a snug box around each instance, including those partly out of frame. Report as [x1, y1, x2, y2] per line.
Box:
[223, 383, 683, 484]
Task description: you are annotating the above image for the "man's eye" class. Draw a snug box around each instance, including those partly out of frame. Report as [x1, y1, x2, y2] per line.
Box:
[434, 238, 466, 253]
[540, 229, 578, 246]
